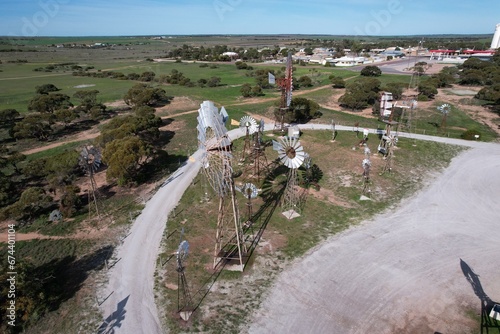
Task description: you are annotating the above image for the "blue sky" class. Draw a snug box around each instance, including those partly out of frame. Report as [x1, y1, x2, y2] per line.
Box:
[0, 0, 498, 37]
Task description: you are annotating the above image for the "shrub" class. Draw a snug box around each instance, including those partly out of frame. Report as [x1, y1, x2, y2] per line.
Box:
[360, 65, 382, 77]
[460, 129, 482, 140]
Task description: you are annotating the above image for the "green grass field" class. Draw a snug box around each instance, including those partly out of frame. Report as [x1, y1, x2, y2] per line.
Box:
[0, 35, 497, 334]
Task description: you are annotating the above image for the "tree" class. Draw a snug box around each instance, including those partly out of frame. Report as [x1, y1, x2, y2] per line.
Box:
[59, 185, 81, 217]
[127, 72, 140, 80]
[2, 150, 26, 174]
[383, 82, 406, 100]
[412, 61, 431, 76]
[298, 75, 313, 87]
[303, 47, 314, 56]
[240, 83, 253, 97]
[123, 83, 171, 107]
[431, 67, 457, 88]
[5, 187, 53, 221]
[0, 109, 20, 123]
[417, 81, 438, 99]
[73, 89, 100, 112]
[330, 76, 345, 88]
[13, 113, 55, 141]
[286, 97, 321, 123]
[235, 61, 249, 70]
[28, 93, 73, 113]
[55, 109, 77, 127]
[360, 65, 382, 77]
[476, 83, 500, 113]
[251, 85, 263, 96]
[103, 136, 147, 185]
[459, 69, 485, 85]
[0, 109, 20, 138]
[339, 77, 381, 110]
[197, 78, 208, 87]
[139, 71, 156, 82]
[35, 83, 60, 94]
[207, 76, 221, 87]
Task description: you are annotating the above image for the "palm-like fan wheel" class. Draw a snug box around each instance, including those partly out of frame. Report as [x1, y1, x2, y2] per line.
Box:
[239, 116, 258, 134]
[80, 146, 101, 173]
[273, 137, 305, 169]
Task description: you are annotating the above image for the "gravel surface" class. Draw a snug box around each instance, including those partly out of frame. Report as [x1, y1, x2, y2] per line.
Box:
[248, 141, 500, 334]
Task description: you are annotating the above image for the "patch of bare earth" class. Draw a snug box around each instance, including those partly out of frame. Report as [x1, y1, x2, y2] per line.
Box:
[156, 96, 199, 116]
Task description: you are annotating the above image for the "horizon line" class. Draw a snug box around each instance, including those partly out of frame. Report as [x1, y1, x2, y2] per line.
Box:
[0, 33, 494, 39]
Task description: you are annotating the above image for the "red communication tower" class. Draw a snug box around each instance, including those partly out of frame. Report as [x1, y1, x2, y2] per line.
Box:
[273, 52, 293, 132]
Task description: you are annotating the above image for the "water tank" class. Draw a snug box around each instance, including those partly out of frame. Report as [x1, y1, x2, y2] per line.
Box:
[491, 23, 500, 50]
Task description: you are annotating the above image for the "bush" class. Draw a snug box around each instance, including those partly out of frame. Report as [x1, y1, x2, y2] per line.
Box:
[460, 129, 482, 140]
[331, 76, 345, 88]
[360, 65, 382, 77]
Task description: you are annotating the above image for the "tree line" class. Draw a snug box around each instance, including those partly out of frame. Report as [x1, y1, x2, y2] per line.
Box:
[0, 83, 172, 224]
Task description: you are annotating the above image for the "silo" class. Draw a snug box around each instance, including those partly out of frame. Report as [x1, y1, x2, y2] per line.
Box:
[491, 23, 500, 49]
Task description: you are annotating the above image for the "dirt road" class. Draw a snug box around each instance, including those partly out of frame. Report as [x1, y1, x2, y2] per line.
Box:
[97, 150, 203, 334]
[97, 126, 249, 334]
[247, 139, 500, 333]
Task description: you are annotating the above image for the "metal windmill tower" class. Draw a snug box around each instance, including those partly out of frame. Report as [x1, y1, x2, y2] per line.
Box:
[395, 99, 418, 136]
[273, 136, 306, 219]
[236, 183, 259, 228]
[246, 119, 269, 182]
[176, 239, 193, 321]
[239, 116, 258, 162]
[331, 119, 338, 142]
[272, 52, 293, 133]
[378, 116, 398, 156]
[437, 103, 451, 132]
[197, 101, 246, 271]
[380, 134, 397, 174]
[408, 38, 425, 90]
[79, 145, 102, 218]
[362, 146, 372, 194]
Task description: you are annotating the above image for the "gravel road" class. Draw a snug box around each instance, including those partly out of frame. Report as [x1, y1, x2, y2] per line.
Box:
[97, 150, 203, 334]
[98, 121, 500, 334]
[248, 139, 500, 334]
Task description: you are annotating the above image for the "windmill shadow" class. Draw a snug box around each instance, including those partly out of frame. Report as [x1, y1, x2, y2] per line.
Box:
[460, 259, 500, 333]
[97, 295, 129, 334]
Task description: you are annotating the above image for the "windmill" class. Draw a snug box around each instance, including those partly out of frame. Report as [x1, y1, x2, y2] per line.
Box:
[245, 119, 269, 182]
[176, 239, 193, 321]
[239, 116, 258, 162]
[362, 146, 372, 194]
[197, 101, 246, 271]
[79, 145, 102, 218]
[395, 99, 418, 136]
[273, 136, 306, 219]
[380, 134, 397, 174]
[271, 52, 293, 133]
[377, 118, 398, 156]
[236, 182, 259, 228]
[331, 119, 337, 142]
[437, 103, 451, 132]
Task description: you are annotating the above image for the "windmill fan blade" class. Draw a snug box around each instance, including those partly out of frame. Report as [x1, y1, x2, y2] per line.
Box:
[239, 116, 258, 134]
[272, 140, 281, 151]
[275, 136, 305, 169]
[242, 183, 258, 199]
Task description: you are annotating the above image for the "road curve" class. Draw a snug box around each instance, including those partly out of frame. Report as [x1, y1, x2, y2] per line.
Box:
[98, 126, 249, 334]
[248, 128, 500, 333]
[99, 122, 499, 333]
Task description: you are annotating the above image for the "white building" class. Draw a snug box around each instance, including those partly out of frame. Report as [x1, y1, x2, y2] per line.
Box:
[491, 23, 500, 49]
